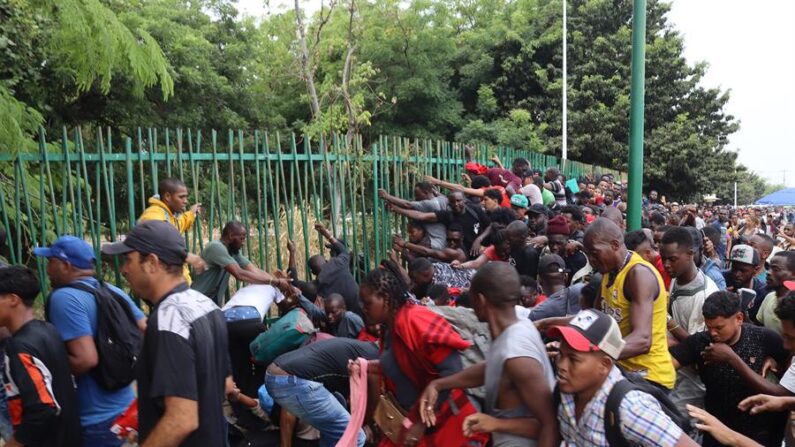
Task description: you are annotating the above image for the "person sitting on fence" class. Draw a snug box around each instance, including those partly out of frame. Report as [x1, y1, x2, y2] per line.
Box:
[463, 148, 523, 194]
[138, 177, 206, 284]
[191, 220, 275, 307]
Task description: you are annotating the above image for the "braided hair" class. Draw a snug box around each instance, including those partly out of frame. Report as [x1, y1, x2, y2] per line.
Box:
[361, 259, 413, 313]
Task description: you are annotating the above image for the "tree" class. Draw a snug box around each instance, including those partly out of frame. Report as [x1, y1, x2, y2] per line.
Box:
[1, 0, 174, 149]
[447, 0, 742, 201]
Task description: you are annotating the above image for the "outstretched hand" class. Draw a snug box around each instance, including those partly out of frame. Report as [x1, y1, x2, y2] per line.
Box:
[738, 394, 793, 415]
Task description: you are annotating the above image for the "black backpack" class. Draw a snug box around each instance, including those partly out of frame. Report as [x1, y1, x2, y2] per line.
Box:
[555, 367, 691, 446]
[47, 281, 143, 390]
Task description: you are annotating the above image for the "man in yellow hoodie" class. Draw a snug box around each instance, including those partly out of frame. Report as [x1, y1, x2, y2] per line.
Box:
[138, 178, 206, 283]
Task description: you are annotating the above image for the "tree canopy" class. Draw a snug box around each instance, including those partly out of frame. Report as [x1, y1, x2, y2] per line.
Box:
[0, 0, 772, 203]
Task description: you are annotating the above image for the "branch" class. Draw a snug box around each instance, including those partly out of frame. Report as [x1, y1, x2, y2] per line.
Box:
[311, 0, 338, 55]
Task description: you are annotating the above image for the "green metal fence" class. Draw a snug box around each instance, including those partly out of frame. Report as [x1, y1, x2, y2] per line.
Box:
[0, 127, 623, 295]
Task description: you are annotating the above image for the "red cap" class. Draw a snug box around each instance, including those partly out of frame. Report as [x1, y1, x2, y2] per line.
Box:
[547, 326, 597, 353]
[464, 162, 488, 175]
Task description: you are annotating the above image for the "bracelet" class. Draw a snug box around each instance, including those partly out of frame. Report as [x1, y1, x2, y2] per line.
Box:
[668, 323, 680, 332]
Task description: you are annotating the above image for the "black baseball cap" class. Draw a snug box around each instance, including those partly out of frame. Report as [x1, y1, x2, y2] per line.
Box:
[101, 220, 187, 265]
[526, 204, 548, 216]
[539, 254, 568, 274]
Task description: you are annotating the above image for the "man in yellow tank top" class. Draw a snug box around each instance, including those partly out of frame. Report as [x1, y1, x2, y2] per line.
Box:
[583, 218, 676, 390]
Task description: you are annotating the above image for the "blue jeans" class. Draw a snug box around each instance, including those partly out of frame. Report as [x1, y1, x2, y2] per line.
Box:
[265, 373, 364, 447]
[82, 414, 124, 447]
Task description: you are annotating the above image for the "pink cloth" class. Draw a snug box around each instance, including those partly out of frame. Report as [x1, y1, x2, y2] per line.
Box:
[336, 358, 368, 447]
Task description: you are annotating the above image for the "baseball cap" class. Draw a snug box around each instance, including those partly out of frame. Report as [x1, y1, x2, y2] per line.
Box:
[464, 162, 488, 175]
[539, 254, 568, 274]
[509, 194, 529, 209]
[33, 236, 95, 269]
[729, 244, 760, 266]
[101, 220, 187, 265]
[526, 204, 548, 216]
[548, 309, 626, 360]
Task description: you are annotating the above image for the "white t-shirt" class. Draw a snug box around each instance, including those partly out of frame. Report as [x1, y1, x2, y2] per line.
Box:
[515, 305, 531, 320]
[670, 271, 720, 334]
[222, 284, 284, 319]
[781, 362, 795, 393]
[520, 184, 543, 206]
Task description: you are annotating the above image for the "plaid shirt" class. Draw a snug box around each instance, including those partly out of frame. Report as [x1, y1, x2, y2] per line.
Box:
[559, 366, 683, 446]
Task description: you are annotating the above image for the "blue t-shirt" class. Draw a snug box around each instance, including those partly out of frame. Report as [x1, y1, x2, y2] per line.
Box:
[47, 277, 145, 426]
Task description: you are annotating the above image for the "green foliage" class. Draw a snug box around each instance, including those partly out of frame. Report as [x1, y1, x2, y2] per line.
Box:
[0, 0, 776, 202]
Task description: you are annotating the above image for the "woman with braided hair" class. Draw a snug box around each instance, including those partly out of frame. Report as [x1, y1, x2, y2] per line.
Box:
[359, 260, 488, 447]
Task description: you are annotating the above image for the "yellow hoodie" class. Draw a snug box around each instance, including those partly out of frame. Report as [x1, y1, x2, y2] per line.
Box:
[138, 197, 197, 284]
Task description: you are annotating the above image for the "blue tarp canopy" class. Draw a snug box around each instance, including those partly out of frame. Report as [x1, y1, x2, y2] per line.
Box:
[756, 188, 795, 205]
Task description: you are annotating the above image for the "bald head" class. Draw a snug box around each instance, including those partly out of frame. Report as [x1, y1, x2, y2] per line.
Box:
[584, 218, 624, 245]
[602, 207, 624, 229]
[470, 262, 520, 309]
[506, 220, 529, 245]
[583, 218, 627, 274]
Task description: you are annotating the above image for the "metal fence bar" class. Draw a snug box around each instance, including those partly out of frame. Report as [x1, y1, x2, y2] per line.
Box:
[0, 128, 622, 299]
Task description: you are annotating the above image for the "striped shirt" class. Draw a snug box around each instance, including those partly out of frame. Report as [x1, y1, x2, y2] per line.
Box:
[558, 366, 683, 446]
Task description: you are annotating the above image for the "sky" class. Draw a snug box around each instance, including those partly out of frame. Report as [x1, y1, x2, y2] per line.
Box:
[667, 0, 795, 187]
[235, 0, 795, 187]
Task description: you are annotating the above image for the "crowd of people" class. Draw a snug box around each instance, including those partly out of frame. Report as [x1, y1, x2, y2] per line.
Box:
[0, 153, 794, 447]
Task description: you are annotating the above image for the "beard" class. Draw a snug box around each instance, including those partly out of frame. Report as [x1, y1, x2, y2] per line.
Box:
[228, 245, 241, 256]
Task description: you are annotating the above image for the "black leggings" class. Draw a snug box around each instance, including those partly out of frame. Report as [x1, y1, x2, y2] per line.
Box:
[227, 318, 267, 396]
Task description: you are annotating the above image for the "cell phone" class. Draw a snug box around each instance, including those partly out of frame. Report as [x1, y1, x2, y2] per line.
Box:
[738, 288, 757, 312]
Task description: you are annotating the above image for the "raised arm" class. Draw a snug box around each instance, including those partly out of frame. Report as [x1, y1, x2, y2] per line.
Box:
[386, 204, 438, 222]
[286, 239, 298, 281]
[315, 222, 338, 244]
[454, 253, 489, 270]
[393, 235, 466, 263]
[225, 263, 274, 285]
[378, 189, 414, 209]
[424, 175, 485, 197]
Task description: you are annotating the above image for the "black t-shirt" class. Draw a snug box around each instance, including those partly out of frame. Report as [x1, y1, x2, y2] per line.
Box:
[274, 338, 379, 395]
[510, 244, 539, 278]
[2, 320, 81, 447]
[670, 324, 788, 447]
[317, 241, 362, 316]
[137, 285, 231, 447]
[435, 206, 490, 254]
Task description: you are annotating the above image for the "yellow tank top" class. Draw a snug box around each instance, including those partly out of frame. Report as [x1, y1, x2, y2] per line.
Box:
[600, 251, 675, 389]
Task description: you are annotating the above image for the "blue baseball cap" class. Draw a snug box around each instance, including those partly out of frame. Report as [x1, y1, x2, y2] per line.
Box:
[33, 236, 96, 269]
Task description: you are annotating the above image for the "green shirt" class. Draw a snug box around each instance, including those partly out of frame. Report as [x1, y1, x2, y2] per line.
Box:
[541, 188, 555, 207]
[191, 240, 251, 306]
